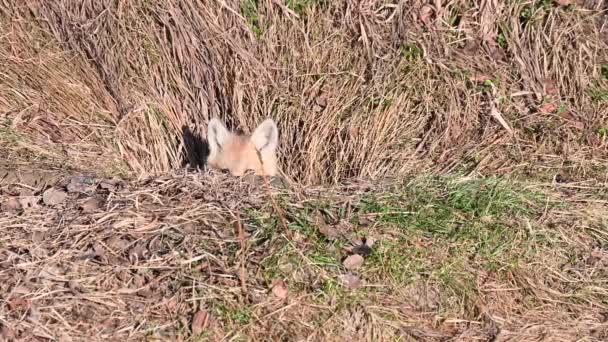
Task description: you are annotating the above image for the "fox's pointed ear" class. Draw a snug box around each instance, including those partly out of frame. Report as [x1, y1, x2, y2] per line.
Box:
[251, 118, 278, 152]
[207, 118, 231, 154]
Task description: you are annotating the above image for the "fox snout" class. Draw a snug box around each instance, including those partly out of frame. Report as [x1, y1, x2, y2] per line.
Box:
[206, 118, 279, 177]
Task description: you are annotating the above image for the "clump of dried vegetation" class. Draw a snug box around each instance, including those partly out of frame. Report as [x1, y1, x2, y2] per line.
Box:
[1, 0, 607, 183]
[1, 169, 607, 340]
[1, 0, 608, 341]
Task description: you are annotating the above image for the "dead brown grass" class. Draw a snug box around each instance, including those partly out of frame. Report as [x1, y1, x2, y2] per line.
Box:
[1, 2, 608, 339]
[1, 167, 607, 341]
[1, 1, 607, 184]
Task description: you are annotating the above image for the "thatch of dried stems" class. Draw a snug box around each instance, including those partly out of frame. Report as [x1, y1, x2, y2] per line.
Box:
[1, 0, 606, 184]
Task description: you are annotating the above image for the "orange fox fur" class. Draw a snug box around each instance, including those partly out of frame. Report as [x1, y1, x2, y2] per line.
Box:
[206, 118, 279, 177]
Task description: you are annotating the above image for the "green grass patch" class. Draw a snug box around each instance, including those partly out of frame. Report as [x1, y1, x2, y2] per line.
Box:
[241, 0, 264, 38]
[242, 176, 585, 324]
[587, 85, 608, 103]
[285, 0, 326, 17]
[0, 118, 21, 145]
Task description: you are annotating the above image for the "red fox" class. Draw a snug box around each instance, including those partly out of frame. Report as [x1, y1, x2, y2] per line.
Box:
[206, 118, 279, 177]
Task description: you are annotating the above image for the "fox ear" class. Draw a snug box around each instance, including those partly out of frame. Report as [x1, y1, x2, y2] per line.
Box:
[251, 118, 278, 152]
[207, 118, 231, 155]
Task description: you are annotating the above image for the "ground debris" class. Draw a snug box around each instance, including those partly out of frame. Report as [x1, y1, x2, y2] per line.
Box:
[42, 187, 67, 206]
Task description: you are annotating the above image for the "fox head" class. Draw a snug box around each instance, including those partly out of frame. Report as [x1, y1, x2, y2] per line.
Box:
[206, 118, 279, 177]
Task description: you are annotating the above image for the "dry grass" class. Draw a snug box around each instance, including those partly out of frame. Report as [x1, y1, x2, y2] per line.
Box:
[1, 167, 607, 341]
[1, 1, 607, 183]
[1, 1, 608, 341]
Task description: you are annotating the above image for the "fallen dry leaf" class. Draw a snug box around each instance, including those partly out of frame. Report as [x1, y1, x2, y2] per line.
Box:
[571, 121, 584, 130]
[463, 40, 481, 56]
[1, 197, 21, 212]
[313, 211, 326, 226]
[32, 230, 46, 242]
[271, 278, 288, 299]
[318, 222, 339, 240]
[358, 216, 374, 227]
[192, 309, 209, 336]
[539, 103, 558, 114]
[343, 254, 364, 270]
[106, 235, 129, 251]
[80, 196, 102, 213]
[364, 236, 376, 248]
[42, 187, 67, 206]
[419, 5, 434, 24]
[555, 0, 571, 6]
[339, 273, 361, 289]
[8, 298, 31, 311]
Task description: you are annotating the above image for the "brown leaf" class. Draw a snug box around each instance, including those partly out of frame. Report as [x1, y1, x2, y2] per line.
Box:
[80, 196, 102, 213]
[106, 235, 129, 251]
[343, 254, 364, 270]
[8, 298, 31, 311]
[560, 110, 576, 120]
[339, 273, 361, 289]
[165, 297, 178, 312]
[32, 230, 46, 242]
[271, 278, 288, 299]
[1, 197, 21, 212]
[192, 309, 209, 336]
[313, 211, 326, 226]
[538, 103, 558, 114]
[358, 216, 374, 227]
[42, 187, 67, 206]
[314, 212, 338, 240]
[419, 5, 434, 24]
[571, 121, 584, 130]
[319, 224, 339, 241]
[365, 236, 376, 248]
[68, 280, 82, 293]
[555, 0, 571, 6]
[463, 40, 481, 56]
